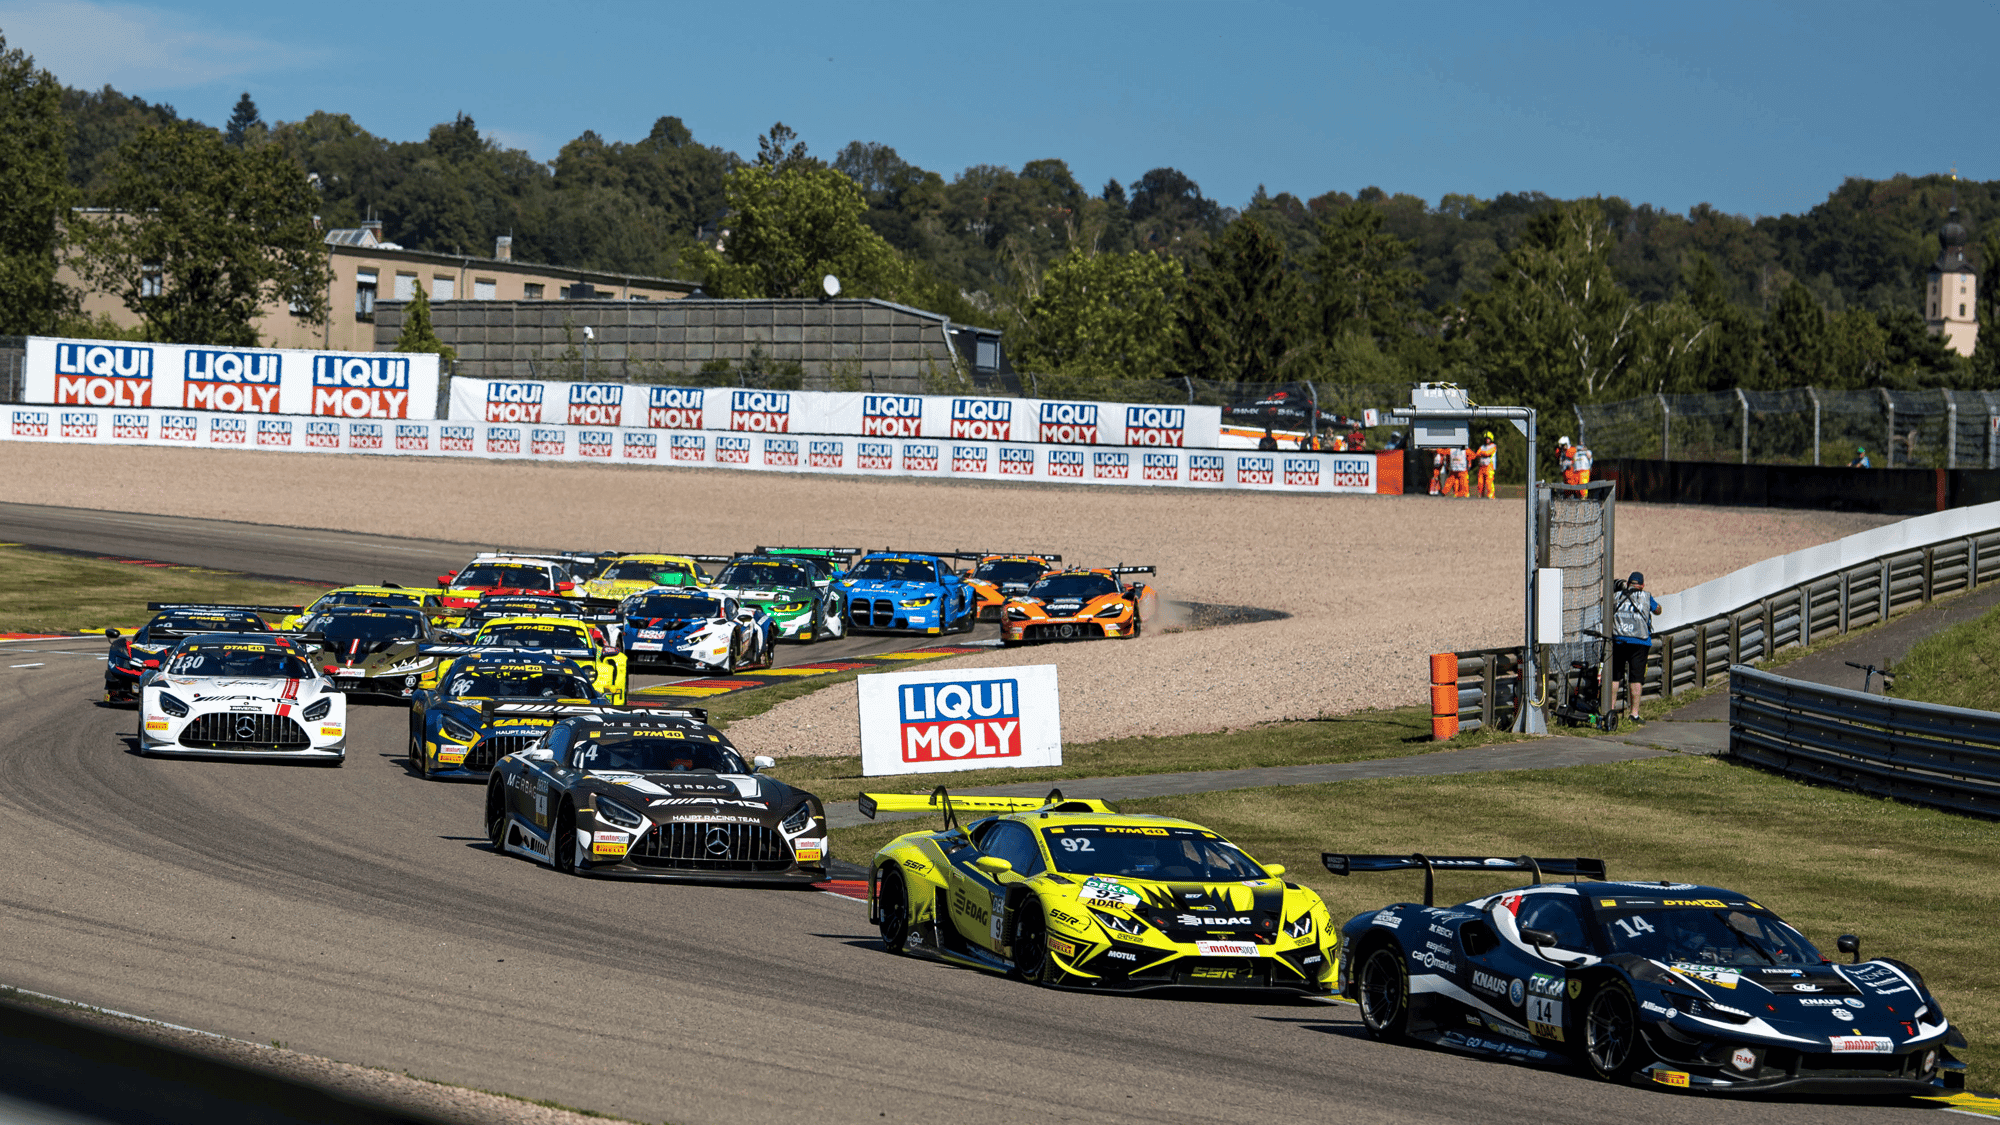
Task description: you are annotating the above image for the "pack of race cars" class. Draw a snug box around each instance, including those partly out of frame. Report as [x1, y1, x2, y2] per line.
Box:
[94, 546, 1968, 1100]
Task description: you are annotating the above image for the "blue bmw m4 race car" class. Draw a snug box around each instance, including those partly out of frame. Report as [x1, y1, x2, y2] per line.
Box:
[839, 552, 978, 635]
[1327, 853, 1964, 1096]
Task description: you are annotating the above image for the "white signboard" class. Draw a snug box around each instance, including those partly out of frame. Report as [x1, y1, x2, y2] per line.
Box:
[22, 337, 440, 419]
[857, 664, 1061, 777]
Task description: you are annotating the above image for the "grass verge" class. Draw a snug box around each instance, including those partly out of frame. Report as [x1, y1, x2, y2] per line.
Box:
[1891, 601, 2000, 711]
[0, 545, 329, 634]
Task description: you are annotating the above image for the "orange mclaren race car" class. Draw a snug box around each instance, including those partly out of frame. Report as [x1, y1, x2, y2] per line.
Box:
[964, 553, 1063, 621]
[1000, 566, 1157, 645]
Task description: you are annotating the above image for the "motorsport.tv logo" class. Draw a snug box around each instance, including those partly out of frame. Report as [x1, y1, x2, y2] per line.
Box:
[898, 677, 1021, 762]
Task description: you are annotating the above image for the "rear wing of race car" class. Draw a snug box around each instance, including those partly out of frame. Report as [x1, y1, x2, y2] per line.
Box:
[147, 603, 305, 615]
[419, 644, 599, 659]
[1109, 565, 1155, 576]
[858, 786, 1113, 829]
[756, 546, 862, 559]
[1321, 853, 1610, 907]
[685, 554, 736, 565]
[481, 701, 709, 723]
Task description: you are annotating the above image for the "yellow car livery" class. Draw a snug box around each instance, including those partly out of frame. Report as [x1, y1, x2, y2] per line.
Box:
[279, 585, 452, 631]
[579, 554, 713, 600]
[420, 616, 627, 702]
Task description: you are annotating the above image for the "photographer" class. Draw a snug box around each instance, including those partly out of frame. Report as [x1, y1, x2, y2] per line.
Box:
[1612, 571, 1662, 724]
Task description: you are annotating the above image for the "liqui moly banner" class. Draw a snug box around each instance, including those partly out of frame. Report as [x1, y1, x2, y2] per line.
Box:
[857, 664, 1062, 777]
[24, 337, 438, 418]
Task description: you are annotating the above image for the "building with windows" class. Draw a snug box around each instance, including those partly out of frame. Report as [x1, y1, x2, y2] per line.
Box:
[1926, 191, 1978, 358]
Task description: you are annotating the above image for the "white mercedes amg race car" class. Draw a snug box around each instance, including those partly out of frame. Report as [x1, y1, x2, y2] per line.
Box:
[138, 632, 347, 765]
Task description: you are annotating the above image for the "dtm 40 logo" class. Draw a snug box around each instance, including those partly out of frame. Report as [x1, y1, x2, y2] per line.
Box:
[531, 428, 566, 456]
[902, 443, 939, 472]
[863, 395, 922, 437]
[1093, 450, 1129, 479]
[1125, 406, 1185, 447]
[998, 447, 1034, 476]
[1048, 448, 1085, 477]
[305, 420, 340, 449]
[714, 435, 749, 463]
[1283, 457, 1320, 487]
[951, 398, 1011, 440]
[395, 423, 429, 452]
[440, 425, 474, 453]
[856, 442, 892, 470]
[312, 356, 412, 418]
[185, 350, 282, 413]
[348, 422, 383, 449]
[60, 411, 97, 439]
[567, 384, 623, 427]
[1143, 452, 1178, 481]
[485, 426, 521, 454]
[622, 431, 659, 459]
[730, 390, 790, 432]
[951, 445, 987, 473]
[647, 386, 705, 429]
[113, 413, 149, 440]
[764, 437, 799, 467]
[1189, 454, 1224, 483]
[810, 440, 845, 468]
[11, 410, 48, 437]
[485, 382, 544, 423]
[578, 430, 614, 458]
[1039, 402, 1098, 444]
[670, 433, 706, 462]
[1237, 455, 1275, 485]
[256, 418, 293, 446]
[55, 342, 152, 407]
[899, 678, 1021, 762]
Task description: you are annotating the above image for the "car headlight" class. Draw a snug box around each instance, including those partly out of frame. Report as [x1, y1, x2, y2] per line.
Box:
[1004, 606, 1030, 620]
[1091, 908, 1148, 936]
[775, 602, 808, 613]
[1284, 913, 1315, 939]
[302, 697, 332, 721]
[595, 796, 646, 831]
[781, 803, 816, 834]
[158, 693, 189, 717]
[438, 716, 479, 744]
[1095, 604, 1128, 618]
[900, 597, 935, 608]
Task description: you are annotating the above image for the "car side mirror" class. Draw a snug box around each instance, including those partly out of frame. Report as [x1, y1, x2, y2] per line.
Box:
[1263, 863, 1287, 879]
[558, 581, 575, 592]
[1520, 927, 1557, 949]
[437, 573, 456, 585]
[751, 754, 775, 772]
[973, 856, 1014, 876]
[1838, 934, 1860, 963]
[737, 611, 756, 622]
[105, 627, 119, 639]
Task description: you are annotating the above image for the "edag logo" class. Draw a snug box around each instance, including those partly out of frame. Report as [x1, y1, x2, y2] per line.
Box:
[764, 437, 799, 467]
[900, 678, 1021, 762]
[1124, 406, 1186, 447]
[55, 342, 152, 407]
[902, 443, 939, 472]
[209, 416, 247, 444]
[1329, 456, 1371, 489]
[578, 430, 614, 458]
[1048, 448, 1084, 478]
[952, 445, 987, 474]
[863, 394, 922, 437]
[485, 382, 545, 423]
[1190, 454, 1224, 483]
[348, 422, 384, 450]
[440, 425, 474, 453]
[1093, 450, 1130, 479]
[11, 410, 49, 437]
[1284, 457, 1320, 487]
[567, 384, 623, 427]
[311, 356, 411, 418]
[256, 418, 293, 447]
[161, 414, 197, 442]
[60, 411, 97, 439]
[185, 349, 282, 412]
[998, 447, 1034, 476]
[1039, 402, 1098, 444]
[113, 413, 150, 440]
[485, 426, 521, 454]
[857, 441, 893, 471]
[1143, 452, 1179, 481]
[1237, 455, 1275, 485]
[624, 432, 659, 460]
[730, 390, 790, 432]
[670, 433, 706, 462]
[395, 423, 429, 452]
[810, 440, 845, 468]
[305, 420, 340, 449]
[647, 387, 704, 429]
[531, 428, 566, 456]
[715, 434, 748, 463]
[951, 398, 1011, 441]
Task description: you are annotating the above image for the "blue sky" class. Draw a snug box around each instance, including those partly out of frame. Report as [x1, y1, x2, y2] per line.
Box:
[1, 0, 1990, 219]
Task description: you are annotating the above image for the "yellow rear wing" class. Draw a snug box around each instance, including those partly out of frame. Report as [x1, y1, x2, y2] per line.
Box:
[858, 787, 1113, 828]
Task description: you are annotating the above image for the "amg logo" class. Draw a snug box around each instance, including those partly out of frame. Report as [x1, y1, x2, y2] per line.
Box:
[1142, 451, 1178, 481]
[578, 429, 614, 458]
[950, 397, 1011, 441]
[647, 386, 706, 429]
[714, 434, 749, 463]
[902, 443, 939, 472]
[998, 447, 1034, 475]
[763, 437, 799, 467]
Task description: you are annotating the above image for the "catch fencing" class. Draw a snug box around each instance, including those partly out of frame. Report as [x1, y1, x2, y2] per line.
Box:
[1729, 665, 2000, 819]
[1577, 387, 2000, 470]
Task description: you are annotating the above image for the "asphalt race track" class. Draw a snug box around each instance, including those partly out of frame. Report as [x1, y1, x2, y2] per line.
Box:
[0, 504, 1932, 1124]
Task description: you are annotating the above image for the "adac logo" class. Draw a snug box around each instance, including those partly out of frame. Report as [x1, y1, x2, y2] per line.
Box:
[647, 386, 705, 429]
[862, 394, 922, 437]
[901, 442, 939, 472]
[1048, 447, 1085, 478]
[714, 434, 748, 463]
[160, 414, 198, 441]
[1124, 405, 1186, 447]
[578, 429, 614, 458]
[256, 417, 294, 446]
[113, 413, 150, 440]
[185, 349, 282, 413]
[485, 382, 545, 423]
[1189, 453, 1224, 483]
[305, 420, 340, 448]
[998, 446, 1034, 476]
[55, 342, 153, 407]
[311, 356, 412, 418]
[763, 436, 799, 467]
[898, 678, 1021, 762]
[395, 423, 429, 452]
[531, 427, 566, 456]
[209, 415, 247, 444]
[60, 411, 97, 439]
[670, 432, 706, 462]
[567, 384, 623, 427]
[809, 439, 844, 468]
[1142, 451, 1178, 481]
[1237, 455, 1275, 485]
[1283, 457, 1320, 487]
[951, 445, 987, 474]
[951, 398, 1011, 441]
[11, 409, 49, 437]
[622, 431, 659, 460]
[730, 390, 790, 433]
[485, 426, 521, 454]
[1093, 449, 1130, 479]
[1038, 401, 1099, 444]
[440, 424, 474, 452]
[856, 441, 892, 471]
[348, 421, 383, 449]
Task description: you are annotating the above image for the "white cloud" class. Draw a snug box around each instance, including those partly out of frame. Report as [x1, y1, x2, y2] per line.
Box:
[0, 0, 314, 90]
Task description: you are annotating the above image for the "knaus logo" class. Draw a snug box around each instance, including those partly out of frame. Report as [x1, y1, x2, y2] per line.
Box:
[1143, 452, 1178, 481]
[485, 382, 545, 423]
[952, 445, 987, 473]
[312, 356, 412, 418]
[1329, 456, 1372, 489]
[567, 384, 624, 427]
[951, 398, 1012, 440]
[1283, 457, 1320, 487]
[55, 342, 153, 407]
[623, 432, 659, 460]
[185, 350, 282, 413]
[113, 413, 149, 440]
[647, 386, 705, 429]
[1124, 406, 1186, 447]
[899, 678, 1021, 762]
[763, 437, 799, 467]
[670, 433, 706, 462]
[998, 447, 1034, 476]
[209, 416, 247, 444]
[1048, 448, 1084, 477]
[578, 429, 614, 458]
[730, 390, 790, 432]
[306, 420, 340, 449]
[1093, 450, 1130, 479]
[11, 410, 48, 437]
[863, 395, 922, 437]
[1237, 455, 1275, 485]
[440, 425, 474, 452]
[256, 418, 293, 446]
[1190, 454, 1224, 483]
[714, 434, 748, 463]
[531, 428, 566, 456]
[1039, 402, 1099, 444]
[486, 426, 521, 454]
[856, 442, 892, 470]
[161, 414, 197, 441]
[348, 421, 383, 449]
[60, 411, 97, 438]
[395, 423, 429, 452]
[902, 443, 939, 472]
[811, 440, 846, 468]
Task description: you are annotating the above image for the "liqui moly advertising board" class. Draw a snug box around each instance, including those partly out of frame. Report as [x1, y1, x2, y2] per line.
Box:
[24, 338, 438, 417]
[857, 664, 1062, 776]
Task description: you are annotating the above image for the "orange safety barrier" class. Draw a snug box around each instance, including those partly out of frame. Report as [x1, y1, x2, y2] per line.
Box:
[1429, 653, 1458, 740]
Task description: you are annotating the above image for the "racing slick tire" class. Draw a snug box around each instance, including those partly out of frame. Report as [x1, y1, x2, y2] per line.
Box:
[1126, 606, 1142, 639]
[876, 863, 912, 954]
[485, 782, 507, 853]
[552, 801, 581, 876]
[1010, 900, 1061, 987]
[1582, 978, 1652, 1084]
[1356, 943, 1411, 1042]
[408, 729, 429, 777]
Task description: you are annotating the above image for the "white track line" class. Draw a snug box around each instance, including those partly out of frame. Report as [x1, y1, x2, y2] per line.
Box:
[3, 984, 271, 1049]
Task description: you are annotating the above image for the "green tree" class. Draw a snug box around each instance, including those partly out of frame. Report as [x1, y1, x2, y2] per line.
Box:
[1305, 203, 1423, 380]
[394, 282, 455, 362]
[687, 155, 912, 301]
[74, 120, 330, 345]
[1012, 248, 1182, 380]
[1676, 253, 1760, 391]
[1170, 216, 1303, 384]
[1763, 279, 1831, 387]
[223, 91, 264, 148]
[0, 34, 75, 335]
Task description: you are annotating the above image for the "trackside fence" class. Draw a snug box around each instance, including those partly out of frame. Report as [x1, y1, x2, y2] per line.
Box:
[1729, 665, 2000, 819]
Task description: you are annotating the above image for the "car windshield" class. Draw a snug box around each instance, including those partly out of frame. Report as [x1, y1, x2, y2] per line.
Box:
[776, 555, 837, 578]
[311, 612, 424, 645]
[571, 733, 746, 773]
[717, 561, 813, 589]
[1598, 907, 1824, 967]
[850, 558, 935, 582]
[455, 564, 552, 590]
[1030, 574, 1119, 600]
[164, 644, 314, 679]
[627, 595, 719, 621]
[446, 669, 594, 699]
[602, 560, 693, 583]
[1044, 824, 1266, 881]
[319, 590, 422, 610]
[151, 612, 264, 636]
[475, 623, 590, 650]
[976, 560, 1047, 584]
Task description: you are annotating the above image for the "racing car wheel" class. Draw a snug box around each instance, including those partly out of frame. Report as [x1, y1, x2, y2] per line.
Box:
[1357, 943, 1411, 1042]
[1010, 900, 1059, 988]
[876, 864, 912, 954]
[1582, 978, 1650, 1082]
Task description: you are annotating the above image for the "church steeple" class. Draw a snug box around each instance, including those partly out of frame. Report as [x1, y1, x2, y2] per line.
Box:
[1926, 172, 1977, 357]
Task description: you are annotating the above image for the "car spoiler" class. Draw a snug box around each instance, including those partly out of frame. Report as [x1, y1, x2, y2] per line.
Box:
[857, 786, 1112, 829]
[1320, 853, 1610, 906]
[1109, 566, 1155, 576]
[472, 595, 625, 615]
[975, 552, 1061, 563]
[755, 546, 861, 558]
[418, 644, 599, 659]
[147, 603, 305, 615]
[686, 554, 736, 564]
[879, 548, 985, 562]
[481, 701, 708, 723]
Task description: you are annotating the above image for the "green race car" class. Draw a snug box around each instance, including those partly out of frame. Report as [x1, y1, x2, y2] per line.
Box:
[863, 790, 1337, 993]
[703, 554, 845, 643]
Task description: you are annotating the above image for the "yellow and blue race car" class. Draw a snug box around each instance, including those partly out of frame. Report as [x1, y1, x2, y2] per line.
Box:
[278, 585, 451, 631]
[420, 615, 628, 702]
[863, 789, 1336, 993]
[578, 553, 729, 600]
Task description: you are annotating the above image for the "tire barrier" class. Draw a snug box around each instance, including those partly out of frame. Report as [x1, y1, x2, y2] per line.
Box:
[1429, 652, 1458, 740]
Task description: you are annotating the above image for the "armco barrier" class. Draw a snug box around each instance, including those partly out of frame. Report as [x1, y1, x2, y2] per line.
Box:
[0, 407, 1400, 494]
[1729, 664, 2000, 819]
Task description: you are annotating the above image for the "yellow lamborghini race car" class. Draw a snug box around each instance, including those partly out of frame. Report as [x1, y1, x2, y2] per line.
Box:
[418, 615, 628, 702]
[863, 790, 1336, 993]
[278, 585, 453, 631]
[577, 553, 721, 600]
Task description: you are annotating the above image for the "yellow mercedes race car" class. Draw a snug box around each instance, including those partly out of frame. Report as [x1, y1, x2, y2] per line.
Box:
[577, 553, 720, 600]
[278, 585, 453, 631]
[863, 790, 1336, 994]
[418, 615, 628, 702]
